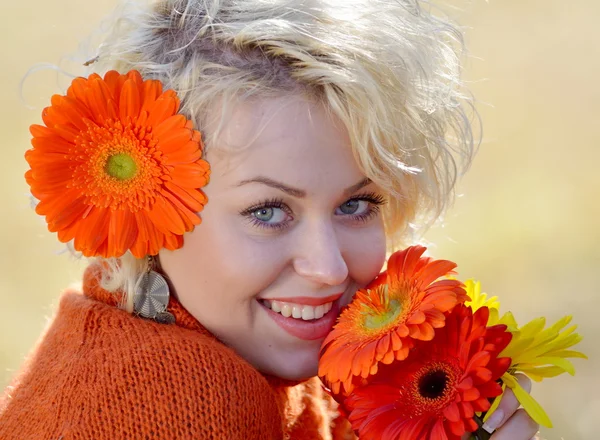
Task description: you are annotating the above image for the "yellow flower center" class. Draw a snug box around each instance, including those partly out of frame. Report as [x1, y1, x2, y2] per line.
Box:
[105, 153, 138, 180]
[364, 299, 402, 330]
[71, 119, 169, 212]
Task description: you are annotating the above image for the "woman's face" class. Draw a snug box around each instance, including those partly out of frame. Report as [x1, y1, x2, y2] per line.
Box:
[159, 95, 387, 380]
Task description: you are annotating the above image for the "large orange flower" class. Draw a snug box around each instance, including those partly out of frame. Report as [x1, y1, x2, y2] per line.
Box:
[25, 70, 210, 258]
[344, 305, 512, 440]
[319, 246, 467, 395]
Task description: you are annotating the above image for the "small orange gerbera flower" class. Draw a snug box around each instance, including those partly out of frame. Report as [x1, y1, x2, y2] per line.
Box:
[25, 70, 210, 258]
[343, 305, 513, 440]
[319, 246, 467, 395]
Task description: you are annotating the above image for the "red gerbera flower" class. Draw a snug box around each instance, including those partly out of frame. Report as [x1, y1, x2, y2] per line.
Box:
[319, 246, 467, 395]
[344, 305, 512, 440]
[25, 70, 210, 258]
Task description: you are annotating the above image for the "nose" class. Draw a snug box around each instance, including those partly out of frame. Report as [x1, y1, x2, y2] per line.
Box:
[292, 220, 349, 286]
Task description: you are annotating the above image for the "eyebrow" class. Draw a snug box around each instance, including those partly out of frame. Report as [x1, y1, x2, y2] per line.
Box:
[235, 176, 372, 198]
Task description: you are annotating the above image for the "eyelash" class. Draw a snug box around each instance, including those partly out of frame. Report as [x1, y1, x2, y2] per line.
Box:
[239, 198, 292, 231]
[239, 192, 387, 231]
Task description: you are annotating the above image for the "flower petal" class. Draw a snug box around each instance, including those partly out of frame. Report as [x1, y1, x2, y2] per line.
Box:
[503, 373, 553, 428]
[119, 78, 142, 124]
[25, 70, 209, 258]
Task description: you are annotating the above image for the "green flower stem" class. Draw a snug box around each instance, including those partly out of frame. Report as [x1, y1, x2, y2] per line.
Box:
[469, 414, 492, 440]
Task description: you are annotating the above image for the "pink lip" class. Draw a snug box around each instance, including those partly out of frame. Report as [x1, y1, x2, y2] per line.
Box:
[264, 293, 344, 306]
[260, 299, 341, 341]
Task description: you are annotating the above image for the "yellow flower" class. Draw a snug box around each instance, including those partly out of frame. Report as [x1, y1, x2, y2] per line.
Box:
[465, 280, 586, 427]
[486, 312, 587, 428]
[464, 279, 501, 325]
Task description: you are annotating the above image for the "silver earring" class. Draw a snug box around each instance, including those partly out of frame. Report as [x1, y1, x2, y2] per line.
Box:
[133, 256, 175, 324]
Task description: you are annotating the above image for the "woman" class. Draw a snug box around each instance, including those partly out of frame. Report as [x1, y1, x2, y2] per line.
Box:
[0, 0, 540, 438]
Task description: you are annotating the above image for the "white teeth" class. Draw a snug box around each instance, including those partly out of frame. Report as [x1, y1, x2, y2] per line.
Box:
[281, 303, 292, 318]
[292, 305, 302, 319]
[314, 305, 325, 320]
[262, 299, 335, 321]
[301, 307, 315, 320]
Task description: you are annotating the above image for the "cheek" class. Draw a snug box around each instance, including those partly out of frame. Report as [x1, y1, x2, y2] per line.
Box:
[343, 221, 387, 288]
[158, 216, 292, 350]
[160, 214, 289, 307]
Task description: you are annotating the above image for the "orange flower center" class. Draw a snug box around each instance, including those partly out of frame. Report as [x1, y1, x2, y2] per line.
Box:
[70, 119, 169, 212]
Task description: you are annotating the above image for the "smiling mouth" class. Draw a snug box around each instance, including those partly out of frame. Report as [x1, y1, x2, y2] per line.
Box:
[257, 296, 342, 341]
[259, 299, 334, 321]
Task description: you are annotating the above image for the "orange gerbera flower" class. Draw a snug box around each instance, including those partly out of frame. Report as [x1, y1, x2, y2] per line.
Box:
[344, 305, 513, 440]
[25, 70, 210, 258]
[319, 246, 467, 395]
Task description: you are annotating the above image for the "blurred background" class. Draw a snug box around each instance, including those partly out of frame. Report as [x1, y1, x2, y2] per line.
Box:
[0, 0, 597, 438]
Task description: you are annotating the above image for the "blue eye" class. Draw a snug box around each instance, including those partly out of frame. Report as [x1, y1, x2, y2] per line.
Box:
[240, 193, 387, 231]
[254, 207, 274, 222]
[336, 199, 370, 216]
[240, 198, 293, 231]
[252, 206, 288, 224]
[335, 193, 387, 223]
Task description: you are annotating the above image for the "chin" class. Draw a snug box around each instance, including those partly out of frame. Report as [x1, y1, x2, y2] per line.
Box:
[272, 365, 318, 381]
[277, 367, 318, 381]
[258, 349, 320, 381]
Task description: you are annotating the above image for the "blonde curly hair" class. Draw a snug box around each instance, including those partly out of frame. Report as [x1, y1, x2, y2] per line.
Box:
[85, 0, 476, 310]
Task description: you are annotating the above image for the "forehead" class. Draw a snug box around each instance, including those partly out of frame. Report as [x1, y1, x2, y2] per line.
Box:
[204, 95, 365, 190]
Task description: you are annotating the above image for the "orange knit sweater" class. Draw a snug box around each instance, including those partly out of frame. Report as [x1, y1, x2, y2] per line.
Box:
[0, 268, 356, 439]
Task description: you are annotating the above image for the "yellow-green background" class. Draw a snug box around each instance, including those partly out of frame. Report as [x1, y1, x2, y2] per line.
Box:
[1, 1, 597, 438]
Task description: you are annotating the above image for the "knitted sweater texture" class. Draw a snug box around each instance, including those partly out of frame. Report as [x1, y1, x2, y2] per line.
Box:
[0, 268, 355, 439]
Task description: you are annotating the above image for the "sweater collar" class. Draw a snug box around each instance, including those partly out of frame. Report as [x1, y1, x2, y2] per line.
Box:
[82, 263, 211, 335]
[82, 263, 311, 388]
